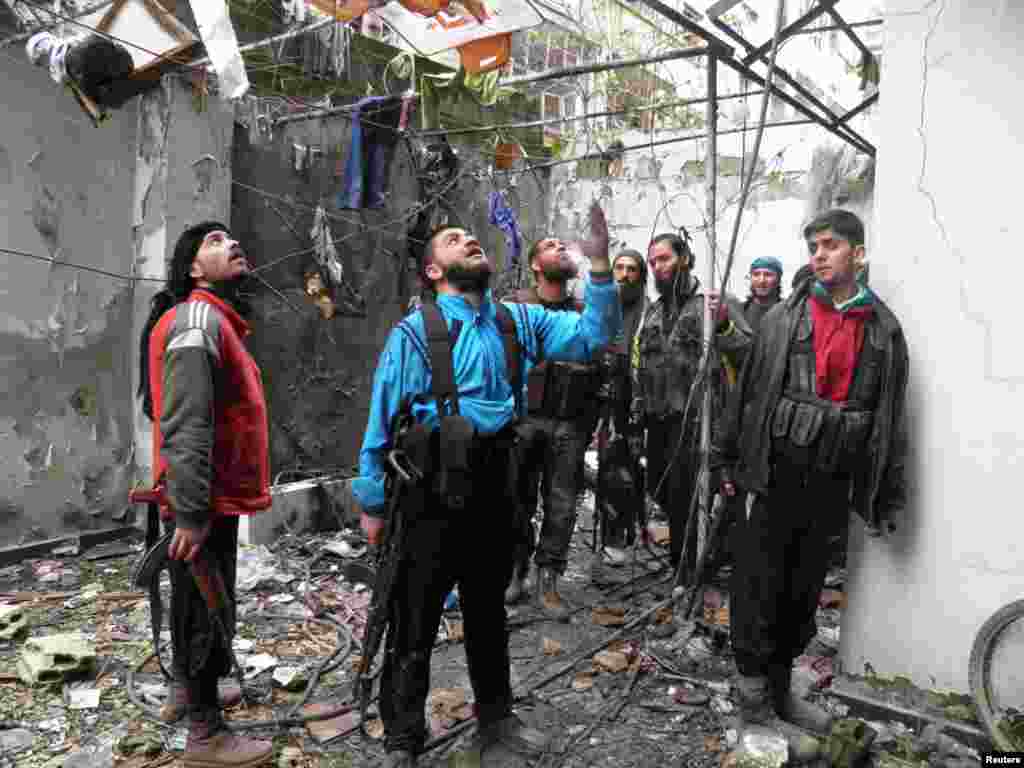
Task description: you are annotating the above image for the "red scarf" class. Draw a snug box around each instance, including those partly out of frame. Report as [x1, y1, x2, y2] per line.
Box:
[809, 295, 873, 402]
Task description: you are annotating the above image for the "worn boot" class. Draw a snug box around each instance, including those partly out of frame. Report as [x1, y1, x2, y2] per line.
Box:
[735, 675, 777, 729]
[535, 568, 571, 622]
[381, 750, 415, 767]
[734, 674, 822, 764]
[505, 568, 527, 605]
[478, 714, 551, 755]
[768, 662, 833, 735]
[183, 709, 272, 768]
[160, 679, 244, 724]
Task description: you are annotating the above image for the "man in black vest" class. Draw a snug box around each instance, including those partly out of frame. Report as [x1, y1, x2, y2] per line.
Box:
[503, 236, 604, 619]
[353, 204, 621, 767]
[715, 210, 909, 737]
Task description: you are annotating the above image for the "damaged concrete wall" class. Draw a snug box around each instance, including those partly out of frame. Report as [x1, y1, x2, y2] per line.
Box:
[230, 115, 546, 479]
[840, 0, 1024, 692]
[0, 53, 232, 542]
[130, 78, 234, 491]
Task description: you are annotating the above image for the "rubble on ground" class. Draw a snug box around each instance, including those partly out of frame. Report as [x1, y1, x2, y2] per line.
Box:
[0, 493, 983, 768]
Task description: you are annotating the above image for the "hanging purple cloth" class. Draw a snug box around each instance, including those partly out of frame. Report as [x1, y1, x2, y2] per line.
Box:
[488, 191, 521, 265]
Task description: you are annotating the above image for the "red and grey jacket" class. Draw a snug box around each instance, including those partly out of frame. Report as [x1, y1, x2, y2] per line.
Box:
[148, 289, 271, 528]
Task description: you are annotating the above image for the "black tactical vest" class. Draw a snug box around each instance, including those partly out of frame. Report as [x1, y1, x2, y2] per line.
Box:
[509, 288, 602, 421]
[770, 302, 885, 477]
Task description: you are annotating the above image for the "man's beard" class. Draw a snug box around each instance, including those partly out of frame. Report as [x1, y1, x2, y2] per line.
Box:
[540, 259, 578, 283]
[210, 275, 253, 317]
[618, 281, 644, 306]
[445, 261, 492, 293]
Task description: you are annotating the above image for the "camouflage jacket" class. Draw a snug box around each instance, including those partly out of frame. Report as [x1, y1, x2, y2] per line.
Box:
[632, 274, 753, 423]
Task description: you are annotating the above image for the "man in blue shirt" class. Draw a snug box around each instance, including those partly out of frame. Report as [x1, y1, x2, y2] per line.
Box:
[352, 202, 621, 767]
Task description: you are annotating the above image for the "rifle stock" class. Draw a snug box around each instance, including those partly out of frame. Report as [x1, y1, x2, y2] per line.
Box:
[355, 448, 418, 738]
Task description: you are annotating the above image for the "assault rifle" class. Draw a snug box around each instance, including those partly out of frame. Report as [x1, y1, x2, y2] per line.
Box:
[128, 486, 247, 704]
[355, 412, 425, 741]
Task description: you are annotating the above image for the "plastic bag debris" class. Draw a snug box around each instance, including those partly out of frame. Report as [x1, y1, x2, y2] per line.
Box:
[735, 726, 789, 768]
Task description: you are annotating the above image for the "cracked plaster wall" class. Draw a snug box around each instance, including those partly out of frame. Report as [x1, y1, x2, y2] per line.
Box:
[839, 0, 1024, 692]
[0, 53, 232, 543]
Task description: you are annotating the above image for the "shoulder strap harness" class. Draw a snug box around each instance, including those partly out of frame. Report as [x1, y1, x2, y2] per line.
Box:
[419, 300, 522, 418]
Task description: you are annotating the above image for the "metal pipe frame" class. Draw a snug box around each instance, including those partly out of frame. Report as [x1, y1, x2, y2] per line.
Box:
[697, 53, 718, 560]
[740, 0, 836, 67]
[699, 0, 877, 156]
[502, 45, 710, 88]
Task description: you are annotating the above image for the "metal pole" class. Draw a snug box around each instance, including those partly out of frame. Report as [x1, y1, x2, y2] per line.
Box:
[187, 16, 338, 68]
[502, 45, 710, 88]
[697, 54, 718, 566]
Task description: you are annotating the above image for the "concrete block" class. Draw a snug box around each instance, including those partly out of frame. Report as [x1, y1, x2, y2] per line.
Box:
[239, 477, 357, 547]
[18, 632, 95, 686]
[0, 604, 27, 640]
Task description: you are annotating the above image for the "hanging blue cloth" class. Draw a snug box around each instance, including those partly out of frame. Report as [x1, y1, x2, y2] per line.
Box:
[338, 95, 403, 209]
[488, 190, 521, 265]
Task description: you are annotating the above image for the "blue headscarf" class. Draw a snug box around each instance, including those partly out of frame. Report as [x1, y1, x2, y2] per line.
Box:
[749, 256, 784, 276]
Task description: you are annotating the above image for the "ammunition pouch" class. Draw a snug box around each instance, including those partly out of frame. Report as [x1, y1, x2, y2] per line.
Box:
[771, 393, 874, 476]
[436, 414, 476, 509]
[527, 361, 601, 420]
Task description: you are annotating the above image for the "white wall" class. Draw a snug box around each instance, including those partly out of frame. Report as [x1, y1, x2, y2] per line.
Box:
[839, 0, 1024, 692]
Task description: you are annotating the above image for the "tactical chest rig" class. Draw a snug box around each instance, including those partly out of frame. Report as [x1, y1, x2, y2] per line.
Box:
[515, 294, 601, 421]
[770, 303, 884, 477]
[415, 299, 522, 508]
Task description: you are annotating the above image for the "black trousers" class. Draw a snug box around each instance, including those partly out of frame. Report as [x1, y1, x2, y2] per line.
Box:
[513, 415, 588, 576]
[380, 436, 517, 754]
[599, 436, 641, 549]
[730, 463, 849, 677]
[645, 412, 699, 577]
[166, 515, 239, 708]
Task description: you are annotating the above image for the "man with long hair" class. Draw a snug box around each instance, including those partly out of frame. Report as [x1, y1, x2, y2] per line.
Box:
[137, 222, 272, 768]
[632, 232, 752, 616]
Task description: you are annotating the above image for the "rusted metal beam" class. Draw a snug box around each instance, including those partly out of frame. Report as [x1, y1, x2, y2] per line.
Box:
[826, 6, 876, 64]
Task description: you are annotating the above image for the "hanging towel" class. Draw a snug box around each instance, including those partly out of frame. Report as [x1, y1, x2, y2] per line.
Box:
[488, 190, 521, 265]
